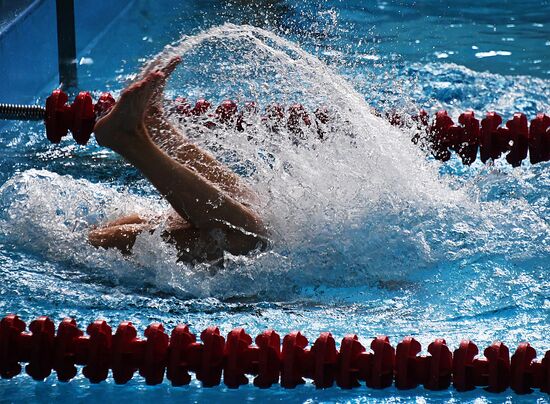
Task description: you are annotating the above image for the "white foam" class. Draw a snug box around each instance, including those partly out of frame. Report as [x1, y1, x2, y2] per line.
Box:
[475, 50, 512, 58]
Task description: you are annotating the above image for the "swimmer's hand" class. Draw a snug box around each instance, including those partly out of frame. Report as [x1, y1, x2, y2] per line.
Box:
[93, 56, 182, 156]
[93, 71, 165, 156]
[143, 56, 181, 126]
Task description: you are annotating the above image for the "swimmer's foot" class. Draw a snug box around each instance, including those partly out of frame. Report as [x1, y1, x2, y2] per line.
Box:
[93, 71, 165, 156]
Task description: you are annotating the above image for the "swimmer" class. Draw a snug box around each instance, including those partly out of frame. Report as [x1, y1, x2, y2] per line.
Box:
[88, 57, 267, 262]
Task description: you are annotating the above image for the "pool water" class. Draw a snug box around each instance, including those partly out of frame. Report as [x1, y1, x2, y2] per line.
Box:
[0, 1, 549, 402]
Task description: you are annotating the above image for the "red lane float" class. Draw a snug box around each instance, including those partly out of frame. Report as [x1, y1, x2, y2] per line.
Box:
[1, 315, 549, 395]
[71, 92, 95, 145]
[45, 90, 113, 145]
[409, 109, 550, 167]
[42, 89, 550, 168]
[44, 90, 71, 144]
[168, 97, 550, 168]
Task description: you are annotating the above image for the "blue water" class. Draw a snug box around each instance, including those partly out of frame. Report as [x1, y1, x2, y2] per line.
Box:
[1, 1, 549, 402]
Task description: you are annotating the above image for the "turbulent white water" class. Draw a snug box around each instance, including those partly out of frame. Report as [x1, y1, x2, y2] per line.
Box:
[1, 24, 549, 300]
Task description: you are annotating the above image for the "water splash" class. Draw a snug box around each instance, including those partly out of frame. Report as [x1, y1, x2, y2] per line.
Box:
[0, 24, 549, 301]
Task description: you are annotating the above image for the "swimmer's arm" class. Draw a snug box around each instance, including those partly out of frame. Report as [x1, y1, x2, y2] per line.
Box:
[95, 69, 265, 254]
[142, 56, 257, 204]
[147, 115, 256, 203]
[125, 131, 267, 251]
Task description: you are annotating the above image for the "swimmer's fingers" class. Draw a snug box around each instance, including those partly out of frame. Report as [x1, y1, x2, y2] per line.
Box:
[146, 56, 180, 107]
[140, 54, 164, 79]
[139, 72, 165, 109]
[139, 53, 179, 83]
[143, 55, 180, 82]
[120, 71, 165, 116]
[152, 56, 181, 96]
[157, 56, 181, 78]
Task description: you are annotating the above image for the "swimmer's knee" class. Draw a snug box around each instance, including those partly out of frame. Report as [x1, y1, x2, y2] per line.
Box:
[223, 229, 269, 256]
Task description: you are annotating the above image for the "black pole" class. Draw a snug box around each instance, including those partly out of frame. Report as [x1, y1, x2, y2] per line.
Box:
[56, 0, 78, 90]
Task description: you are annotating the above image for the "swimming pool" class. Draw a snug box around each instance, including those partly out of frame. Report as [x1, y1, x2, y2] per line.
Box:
[0, 0, 549, 402]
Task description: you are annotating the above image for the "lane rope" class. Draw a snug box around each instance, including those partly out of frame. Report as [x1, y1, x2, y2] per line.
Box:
[1, 90, 549, 167]
[0, 315, 548, 393]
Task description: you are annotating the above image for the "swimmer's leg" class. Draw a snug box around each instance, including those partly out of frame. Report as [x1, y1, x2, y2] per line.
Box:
[93, 71, 267, 255]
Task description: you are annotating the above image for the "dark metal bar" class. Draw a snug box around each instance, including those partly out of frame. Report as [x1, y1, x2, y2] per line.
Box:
[0, 103, 46, 121]
[55, 0, 78, 90]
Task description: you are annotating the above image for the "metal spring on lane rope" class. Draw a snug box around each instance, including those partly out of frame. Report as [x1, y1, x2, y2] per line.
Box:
[0, 104, 46, 121]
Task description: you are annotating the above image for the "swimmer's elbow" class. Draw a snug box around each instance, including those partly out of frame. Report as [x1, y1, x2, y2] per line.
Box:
[225, 229, 269, 256]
